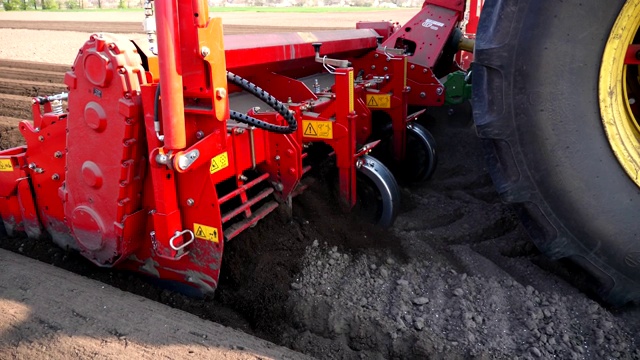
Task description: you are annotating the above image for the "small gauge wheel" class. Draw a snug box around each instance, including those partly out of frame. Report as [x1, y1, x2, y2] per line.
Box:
[370, 122, 437, 184]
[403, 123, 437, 183]
[355, 155, 401, 228]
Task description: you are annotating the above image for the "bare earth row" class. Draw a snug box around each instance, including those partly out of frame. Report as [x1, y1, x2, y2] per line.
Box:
[0, 60, 67, 141]
[0, 20, 341, 34]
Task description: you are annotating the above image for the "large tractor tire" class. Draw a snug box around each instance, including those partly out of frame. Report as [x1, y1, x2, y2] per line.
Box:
[473, 0, 640, 305]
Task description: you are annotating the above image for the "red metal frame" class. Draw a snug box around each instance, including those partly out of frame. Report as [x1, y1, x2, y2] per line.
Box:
[625, 44, 640, 65]
[355, 0, 478, 107]
[225, 30, 378, 84]
[465, 0, 483, 36]
[350, 52, 410, 161]
[0, 146, 31, 237]
[457, 0, 483, 69]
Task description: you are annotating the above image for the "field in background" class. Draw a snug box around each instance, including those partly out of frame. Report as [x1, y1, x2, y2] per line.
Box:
[0, 8, 415, 25]
[33, 6, 412, 12]
[1, 6, 410, 11]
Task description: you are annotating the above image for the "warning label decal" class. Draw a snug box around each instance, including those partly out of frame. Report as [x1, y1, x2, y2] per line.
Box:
[194, 223, 219, 243]
[302, 120, 333, 139]
[0, 159, 12, 172]
[209, 152, 229, 174]
[304, 122, 317, 136]
[366, 94, 391, 109]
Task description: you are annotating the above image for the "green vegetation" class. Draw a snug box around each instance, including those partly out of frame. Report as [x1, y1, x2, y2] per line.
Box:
[2, 0, 24, 10]
[43, 0, 59, 8]
[2, 0, 69, 10]
[65, 0, 80, 8]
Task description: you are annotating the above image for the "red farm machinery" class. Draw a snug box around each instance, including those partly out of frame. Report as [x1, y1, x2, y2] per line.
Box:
[0, 0, 480, 295]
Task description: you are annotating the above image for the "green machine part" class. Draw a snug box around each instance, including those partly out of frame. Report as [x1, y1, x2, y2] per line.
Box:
[444, 71, 472, 105]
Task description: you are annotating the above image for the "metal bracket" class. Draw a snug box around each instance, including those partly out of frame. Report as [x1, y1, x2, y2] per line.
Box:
[378, 46, 404, 61]
[169, 229, 195, 251]
[312, 42, 350, 75]
[354, 139, 381, 158]
[176, 149, 200, 171]
[405, 109, 426, 123]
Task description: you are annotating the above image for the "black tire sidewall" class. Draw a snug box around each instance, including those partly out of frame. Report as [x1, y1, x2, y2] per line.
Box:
[475, 0, 640, 298]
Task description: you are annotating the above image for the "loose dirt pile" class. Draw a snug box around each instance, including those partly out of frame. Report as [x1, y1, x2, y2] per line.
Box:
[277, 114, 640, 359]
[0, 12, 639, 360]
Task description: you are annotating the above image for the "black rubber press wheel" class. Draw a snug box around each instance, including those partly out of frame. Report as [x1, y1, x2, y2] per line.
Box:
[473, 0, 640, 305]
[371, 122, 437, 184]
[355, 155, 401, 228]
[404, 123, 437, 183]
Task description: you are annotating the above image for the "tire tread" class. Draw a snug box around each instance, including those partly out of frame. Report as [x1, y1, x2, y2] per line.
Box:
[472, 0, 640, 305]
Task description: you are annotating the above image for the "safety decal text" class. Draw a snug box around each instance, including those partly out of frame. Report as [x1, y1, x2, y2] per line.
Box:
[302, 120, 333, 139]
[0, 159, 13, 172]
[209, 152, 229, 174]
[194, 223, 219, 243]
[422, 19, 445, 30]
[366, 94, 391, 109]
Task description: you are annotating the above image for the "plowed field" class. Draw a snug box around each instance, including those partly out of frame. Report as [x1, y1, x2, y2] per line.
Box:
[0, 20, 339, 34]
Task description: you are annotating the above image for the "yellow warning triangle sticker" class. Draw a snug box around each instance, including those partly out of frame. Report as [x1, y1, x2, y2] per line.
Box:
[195, 226, 206, 238]
[367, 96, 379, 107]
[304, 122, 318, 136]
[210, 160, 219, 172]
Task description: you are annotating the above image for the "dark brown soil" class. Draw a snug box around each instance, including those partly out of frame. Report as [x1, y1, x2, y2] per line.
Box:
[0, 60, 69, 135]
[0, 94, 32, 121]
[0, 117, 24, 150]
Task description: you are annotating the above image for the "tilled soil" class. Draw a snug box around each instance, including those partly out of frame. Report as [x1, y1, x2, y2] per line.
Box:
[0, 249, 310, 360]
[0, 20, 343, 34]
[1, 14, 639, 360]
[0, 9, 416, 26]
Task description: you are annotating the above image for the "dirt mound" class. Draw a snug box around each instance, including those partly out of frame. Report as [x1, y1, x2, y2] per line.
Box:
[286, 241, 640, 359]
[272, 112, 640, 359]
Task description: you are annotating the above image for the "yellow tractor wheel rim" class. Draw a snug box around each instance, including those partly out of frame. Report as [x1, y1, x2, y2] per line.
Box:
[600, 0, 640, 186]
